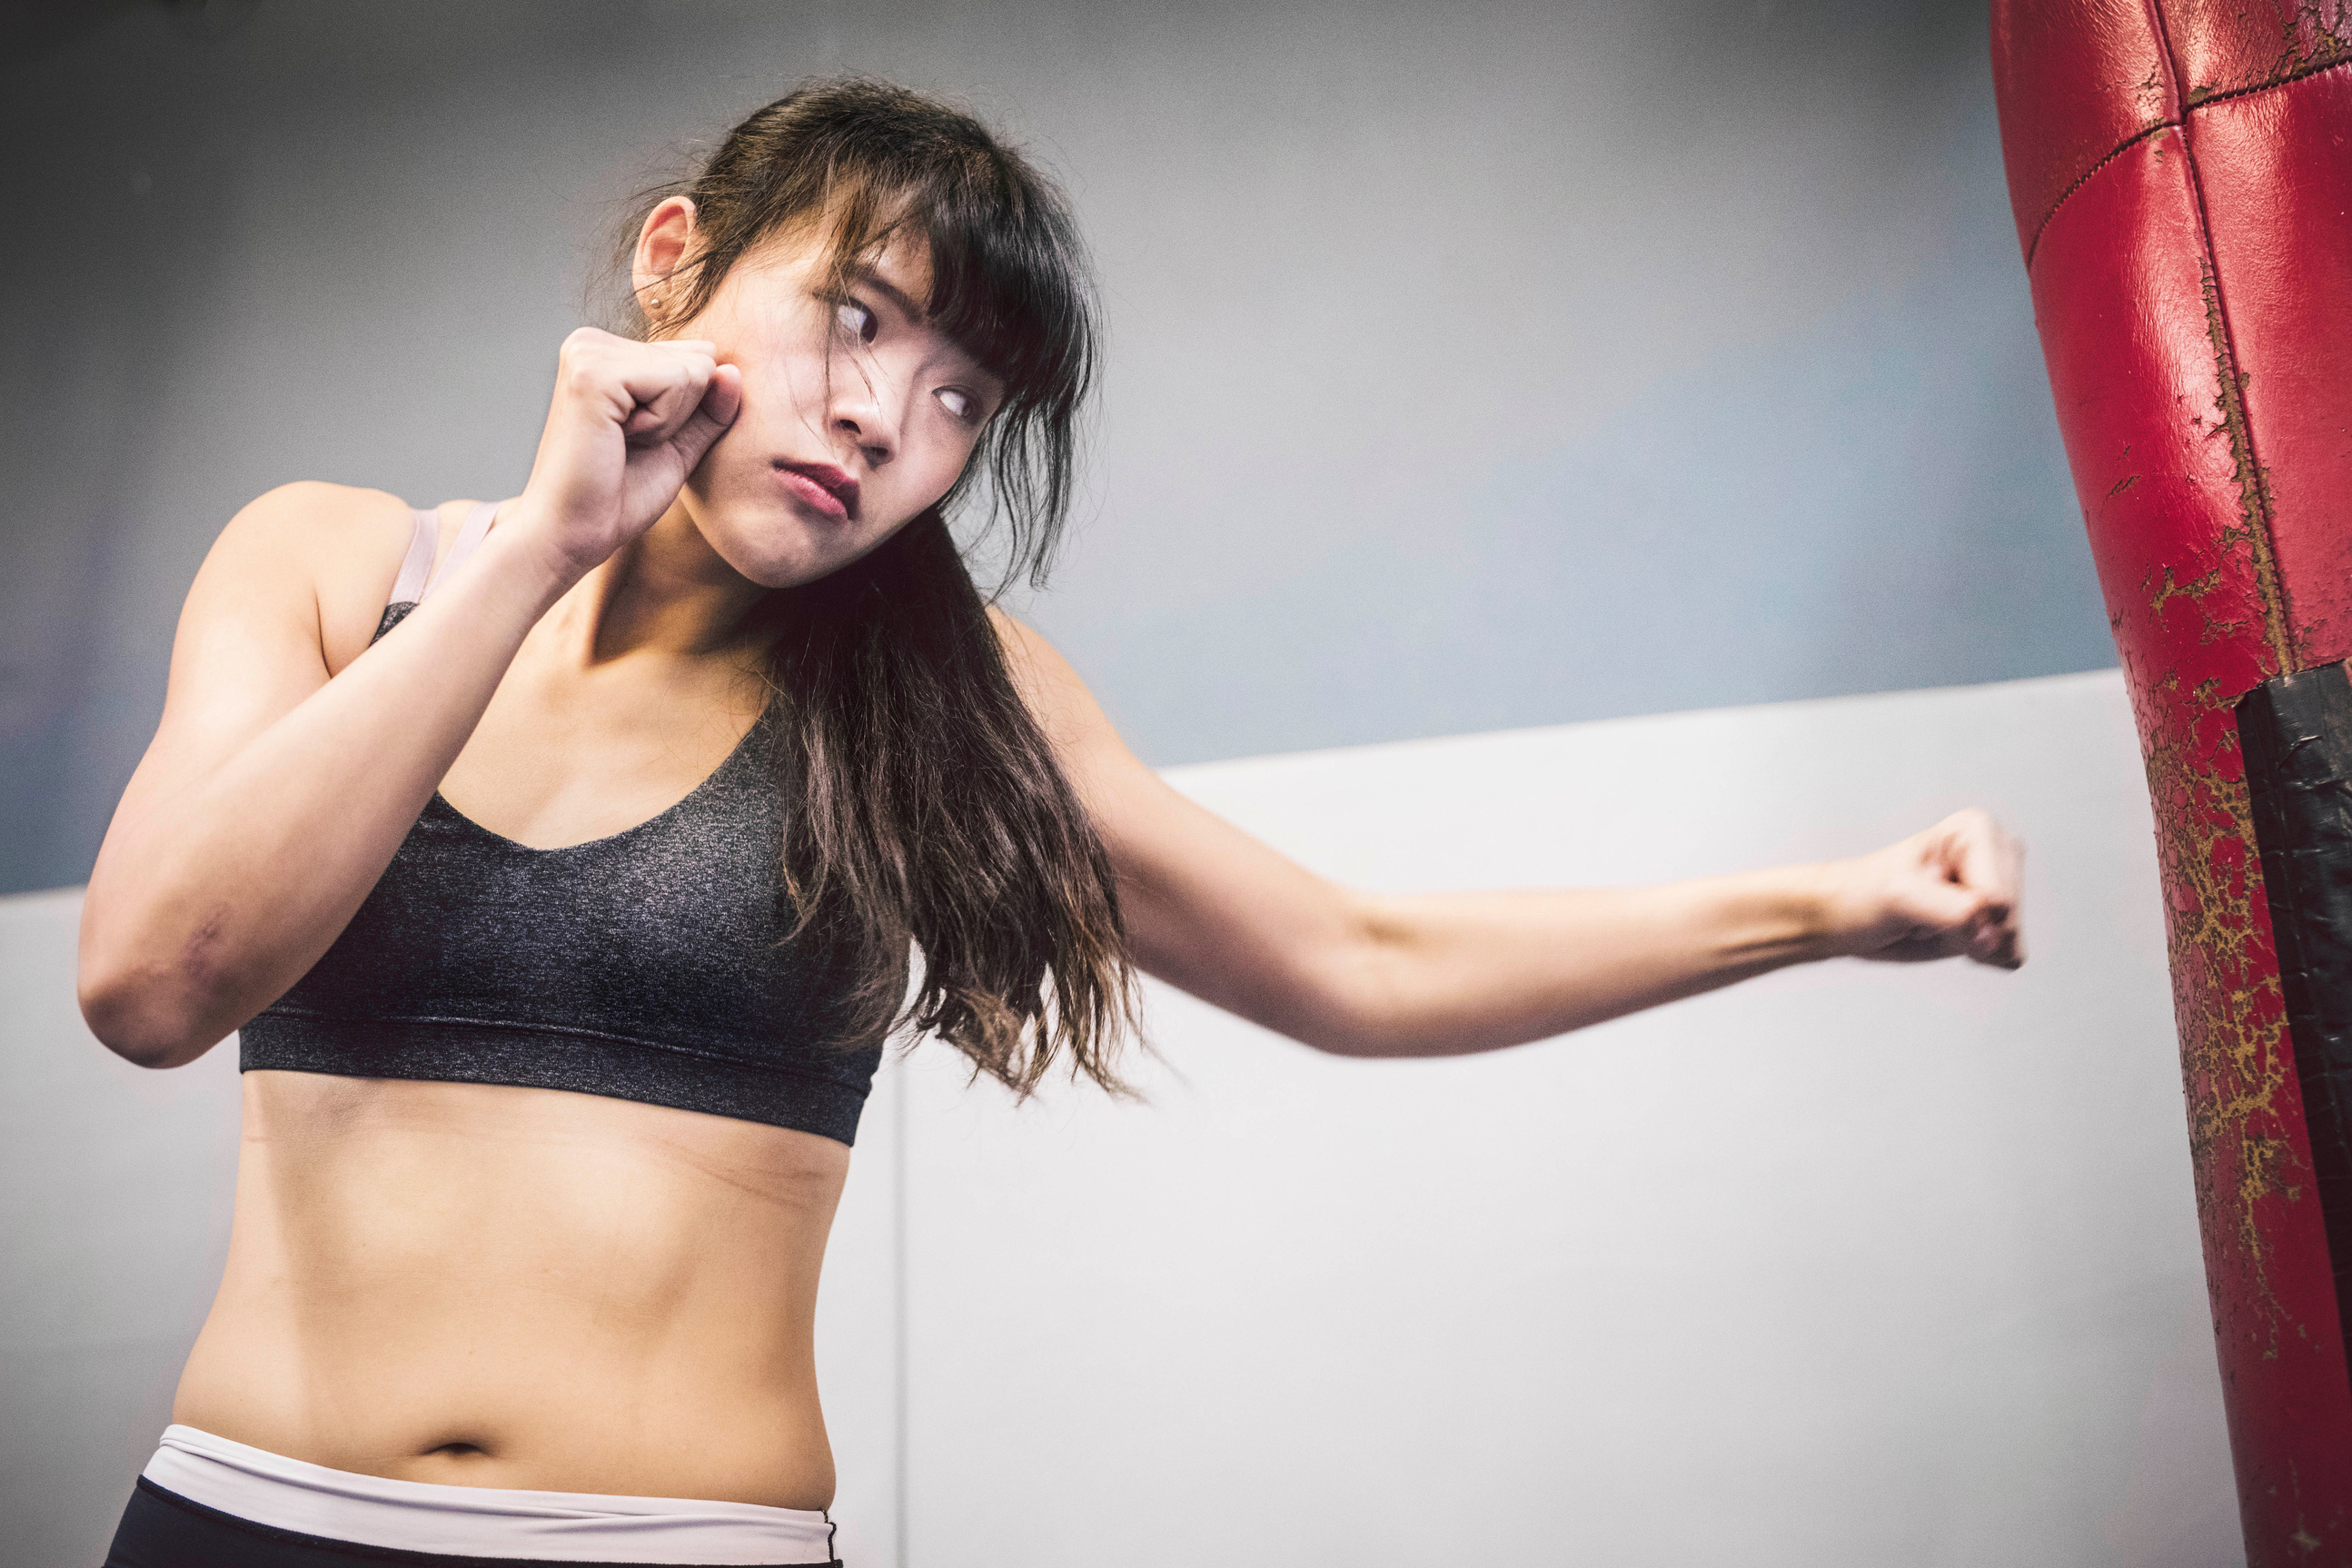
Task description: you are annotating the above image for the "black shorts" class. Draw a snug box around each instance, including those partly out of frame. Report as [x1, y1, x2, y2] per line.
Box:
[104, 1477, 845, 1568]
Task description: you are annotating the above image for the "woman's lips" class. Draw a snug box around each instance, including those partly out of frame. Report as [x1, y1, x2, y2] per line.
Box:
[774, 461, 859, 521]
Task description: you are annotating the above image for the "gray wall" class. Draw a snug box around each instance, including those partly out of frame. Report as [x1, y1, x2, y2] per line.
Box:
[0, 0, 2103, 897]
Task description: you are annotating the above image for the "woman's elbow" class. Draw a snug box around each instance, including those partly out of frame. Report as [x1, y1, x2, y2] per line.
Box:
[1260, 958, 1402, 1053]
[1286, 1008, 1427, 1058]
[75, 943, 220, 1069]
[1272, 941, 1412, 1057]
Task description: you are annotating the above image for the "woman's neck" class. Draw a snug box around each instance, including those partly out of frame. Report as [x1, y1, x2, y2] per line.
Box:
[542, 500, 773, 671]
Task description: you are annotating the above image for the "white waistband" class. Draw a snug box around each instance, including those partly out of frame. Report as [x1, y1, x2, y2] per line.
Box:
[141, 1425, 837, 1564]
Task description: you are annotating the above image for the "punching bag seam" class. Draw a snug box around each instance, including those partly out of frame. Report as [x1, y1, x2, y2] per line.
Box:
[2022, 120, 2170, 271]
[2020, 52, 2352, 273]
[2180, 50, 2352, 113]
[2140, 0, 2298, 677]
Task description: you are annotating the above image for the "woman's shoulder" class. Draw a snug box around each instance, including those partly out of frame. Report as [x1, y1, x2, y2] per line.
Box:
[986, 607, 1085, 722]
[986, 607, 1136, 776]
[219, 479, 412, 536]
[201, 481, 471, 674]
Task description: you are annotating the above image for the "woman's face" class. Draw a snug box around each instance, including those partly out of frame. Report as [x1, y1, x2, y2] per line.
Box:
[641, 201, 1004, 589]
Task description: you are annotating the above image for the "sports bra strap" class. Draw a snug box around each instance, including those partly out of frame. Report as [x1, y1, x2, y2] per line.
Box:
[420, 501, 500, 602]
[388, 509, 438, 606]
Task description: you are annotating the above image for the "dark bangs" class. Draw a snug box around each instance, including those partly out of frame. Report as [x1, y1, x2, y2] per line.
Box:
[909, 156, 1096, 590]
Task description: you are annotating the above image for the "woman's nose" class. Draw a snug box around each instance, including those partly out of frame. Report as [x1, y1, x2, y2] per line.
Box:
[829, 372, 897, 469]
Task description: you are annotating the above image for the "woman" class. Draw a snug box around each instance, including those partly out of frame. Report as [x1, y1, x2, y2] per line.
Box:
[77, 77, 2023, 1567]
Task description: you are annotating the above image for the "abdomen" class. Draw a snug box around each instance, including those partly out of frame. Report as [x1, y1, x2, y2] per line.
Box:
[173, 1070, 850, 1510]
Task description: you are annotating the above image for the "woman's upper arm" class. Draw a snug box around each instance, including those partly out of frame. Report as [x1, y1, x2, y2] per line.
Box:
[988, 609, 1376, 1050]
[93, 482, 408, 883]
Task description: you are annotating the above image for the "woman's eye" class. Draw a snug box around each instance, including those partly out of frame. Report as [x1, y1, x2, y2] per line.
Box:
[935, 387, 974, 422]
[835, 299, 878, 344]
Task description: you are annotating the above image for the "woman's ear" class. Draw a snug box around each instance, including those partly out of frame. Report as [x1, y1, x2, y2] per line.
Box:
[632, 196, 700, 313]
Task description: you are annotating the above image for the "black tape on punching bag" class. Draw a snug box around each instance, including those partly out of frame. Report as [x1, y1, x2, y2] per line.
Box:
[2237, 663, 2352, 1366]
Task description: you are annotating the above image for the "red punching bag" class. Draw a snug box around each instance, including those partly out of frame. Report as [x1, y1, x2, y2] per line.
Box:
[1989, 4, 2352, 1559]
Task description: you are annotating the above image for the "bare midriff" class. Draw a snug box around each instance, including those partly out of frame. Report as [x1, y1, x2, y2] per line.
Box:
[172, 1069, 850, 1510]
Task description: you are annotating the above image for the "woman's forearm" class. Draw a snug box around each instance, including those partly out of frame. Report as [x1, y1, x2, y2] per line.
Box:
[1320, 868, 1837, 1057]
[79, 516, 574, 1065]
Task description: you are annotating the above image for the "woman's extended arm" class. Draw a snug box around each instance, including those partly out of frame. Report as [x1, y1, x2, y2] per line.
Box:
[995, 612, 2023, 1058]
[78, 331, 739, 1067]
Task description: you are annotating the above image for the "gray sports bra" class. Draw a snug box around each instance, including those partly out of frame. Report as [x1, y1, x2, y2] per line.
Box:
[237, 503, 882, 1144]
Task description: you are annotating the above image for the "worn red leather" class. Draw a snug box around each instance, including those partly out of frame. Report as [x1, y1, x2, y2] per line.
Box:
[2192, 69, 2352, 665]
[2159, 0, 2352, 102]
[1993, 3, 2352, 1562]
[1989, 0, 2169, 258]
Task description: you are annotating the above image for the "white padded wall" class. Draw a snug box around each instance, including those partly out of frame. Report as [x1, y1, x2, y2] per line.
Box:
[0, 888, 241, 1568]
[892, 670, 2237, 1567]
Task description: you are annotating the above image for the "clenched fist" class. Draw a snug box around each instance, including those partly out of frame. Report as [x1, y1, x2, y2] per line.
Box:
[1815, 809, 2027, 968]
[510, 327, 744, 578]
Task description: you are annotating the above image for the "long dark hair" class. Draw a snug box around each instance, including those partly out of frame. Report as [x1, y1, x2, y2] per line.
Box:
[615, 77, 1136, 1096]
